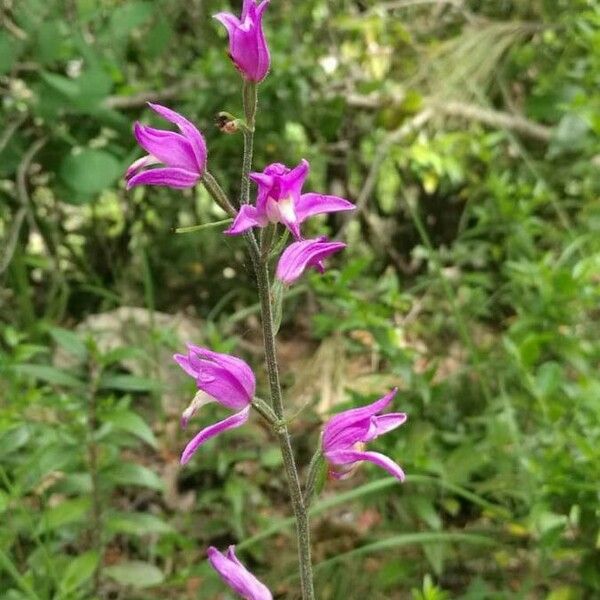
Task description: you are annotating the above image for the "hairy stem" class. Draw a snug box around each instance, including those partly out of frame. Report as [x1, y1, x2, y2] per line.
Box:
[239, 79, 314, 599]
[241, 82, 257, 205]
[254, 260, 315, 600]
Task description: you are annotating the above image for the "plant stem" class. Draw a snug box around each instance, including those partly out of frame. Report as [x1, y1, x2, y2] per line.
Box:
[238, 78, 314, 599]
[254, 260, 315, 600]
[87, 365, 103, 594]
[202, 170, 237, 216]
[241, 82, 257, 205]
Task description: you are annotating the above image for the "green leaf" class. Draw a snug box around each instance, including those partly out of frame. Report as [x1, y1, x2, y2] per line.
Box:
[35, 20, 66, 64]
[271, 278, 284, 335]
[0, 32, 24, 74]
[40, 71, 80, 98]
[109, 2, 153, 39]
[103, 463, 164, 491]
[106, 511, 174, 536]
[60, 149, 122, 195]
[38, 497, 91, 533]
[105, 561, 164, 589]
[12, 364, 83, 388]
[99, 374, 159, 393]
[103, 410, 157, 448]
[48, 327, 87, 360]
[99, 346, 148, 368]
[315, 532, 495, 571]
[58, 551, 99, 595]
[0, 427, 30, 459]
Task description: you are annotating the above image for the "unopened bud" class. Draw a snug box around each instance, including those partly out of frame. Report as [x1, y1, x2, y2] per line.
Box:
[215, 112, 240, 134]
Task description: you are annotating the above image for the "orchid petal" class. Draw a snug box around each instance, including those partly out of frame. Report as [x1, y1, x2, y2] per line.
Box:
[365, 412, 408, 442]
[296, 193, 356, 223]
[126, 154, 160, 178]
[133, 123, 198, 172]
[276, 238, 346, 285]
[185, 345, 256, 399]
[126, 167, 200, 189]
[326, 449, 405, 482]
[213, 0, 270, 82]
[147, 103, 207, 171]
[180, 407, 250, 465]
[225, 204, 268, 235]
[208, 545, 272, 600]
[322, 388, 398, 451]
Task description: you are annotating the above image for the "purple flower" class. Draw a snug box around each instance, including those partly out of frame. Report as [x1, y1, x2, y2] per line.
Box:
[126, 103, 207, 190]
[208, 546, 272, 600]
[173, 345, 255, 464]
[322, 388, 407, 481]
[214, 0, 271, 83]
[276, 237, 346, 285]
[225, 159, 355, 239]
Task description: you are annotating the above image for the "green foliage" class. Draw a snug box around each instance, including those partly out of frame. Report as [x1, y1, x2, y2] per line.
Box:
[1, 0, 599, 598]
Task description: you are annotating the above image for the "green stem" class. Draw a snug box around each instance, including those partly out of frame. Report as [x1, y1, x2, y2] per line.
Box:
[254, 260, 315, 600]
[241, 82, 257, 205]
[238, 78, 314, 599]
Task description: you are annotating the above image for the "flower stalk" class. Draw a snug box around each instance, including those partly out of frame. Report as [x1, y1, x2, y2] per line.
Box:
[253, 258, 315, 600]
[241, 82, 257, 206]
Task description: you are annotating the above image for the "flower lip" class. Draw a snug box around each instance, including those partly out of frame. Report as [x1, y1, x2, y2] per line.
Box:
[276, 237, 346, 285]
[226, 159, 355, 239]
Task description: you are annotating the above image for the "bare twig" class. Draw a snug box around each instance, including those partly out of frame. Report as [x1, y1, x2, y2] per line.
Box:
[0, 208, 27, 275]
[0, 137, 47, 275]
[0, 113, 26, 154]
[432, 99, 552, 142]
[344, 93, 553, 142]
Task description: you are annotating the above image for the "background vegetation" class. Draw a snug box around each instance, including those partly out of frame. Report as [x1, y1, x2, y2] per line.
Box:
[1, 0, 599, 598]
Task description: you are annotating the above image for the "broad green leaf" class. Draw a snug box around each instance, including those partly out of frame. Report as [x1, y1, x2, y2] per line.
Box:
[60, 149, 122, 195]
[12, 364, 83, 388]
[105, 561, 164, 588]
[106, 511, 174, 536]
[103, 463, 164, 491]
[99, 374, 159, 393]
[58, 551, 99, 595]
[103, 410, 157, 448]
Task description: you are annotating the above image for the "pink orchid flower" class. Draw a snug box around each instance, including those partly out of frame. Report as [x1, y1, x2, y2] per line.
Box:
[208, 546, 272, 600]
[214, 0, 271, 82]
[173, 345, 255, 465]
[226, 160, 355, 240]
[323, 388, 407, 481]
[126, 103, 207, 190]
